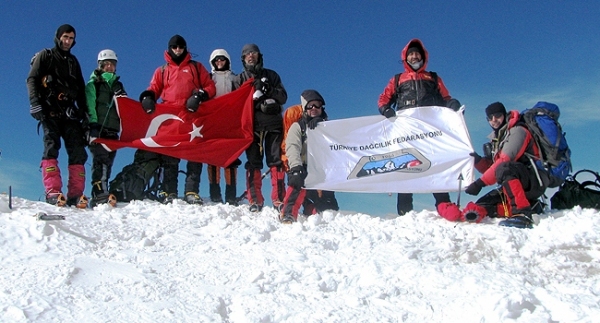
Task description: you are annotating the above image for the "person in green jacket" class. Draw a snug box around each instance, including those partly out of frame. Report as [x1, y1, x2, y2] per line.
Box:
[85, 49, 127, 207]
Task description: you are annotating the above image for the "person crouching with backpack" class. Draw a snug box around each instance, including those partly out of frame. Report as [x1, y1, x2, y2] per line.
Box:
[460, 102, 553, 228]
[280, 90, 339, 224]
[85, 49, 127, 207]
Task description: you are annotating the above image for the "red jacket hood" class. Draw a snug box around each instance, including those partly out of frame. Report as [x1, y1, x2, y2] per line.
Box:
[401, 38, 428, 73]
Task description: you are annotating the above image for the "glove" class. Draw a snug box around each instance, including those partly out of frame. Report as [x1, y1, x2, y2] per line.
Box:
[139, 90, 156, 114]
[186, 90, 208, 112]
[88, 123, 101, 139]
[287, 166, 306, 190]
[253, 77, 271, 95]
[307, 117, 323, 130]
[446, 98, 461, 111]
[465, 179, 485, 196]
[470, 152, 482, 164]
[30, 105, 44, 121]
[382, 107, 396, 118]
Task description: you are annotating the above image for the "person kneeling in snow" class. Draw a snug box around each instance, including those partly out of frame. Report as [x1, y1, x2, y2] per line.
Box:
[279, 90, 339, 224]
[439, 102, 551, 228]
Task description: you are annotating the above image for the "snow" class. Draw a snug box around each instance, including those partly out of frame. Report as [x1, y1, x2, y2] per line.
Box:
[1, 193, 599, 322]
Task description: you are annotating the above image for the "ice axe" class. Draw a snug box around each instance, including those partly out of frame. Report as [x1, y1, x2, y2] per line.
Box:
[237, 168, 272, 202]
[456, 173, 464, 208]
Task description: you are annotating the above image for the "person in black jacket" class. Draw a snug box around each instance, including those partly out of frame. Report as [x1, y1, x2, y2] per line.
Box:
[26, 24, 88, 208]
[234, 44, 288, 212]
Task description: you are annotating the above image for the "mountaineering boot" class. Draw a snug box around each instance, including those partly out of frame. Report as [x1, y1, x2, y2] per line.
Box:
[184, 192, 204, 205]
[67, 195, 89, 209]
[162, 193, 178, 205]
[209, 183, 223, 203]
[90, 181, 117, 207]
[46, 191, 67, 207]
[280, 214, 296, 224]
[498, 215, 533, 229]
[249, 204, 263, 213]
[224, 167, 238, 206]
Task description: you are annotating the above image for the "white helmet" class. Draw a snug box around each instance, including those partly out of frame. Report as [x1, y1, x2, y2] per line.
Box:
[97, 49, 118, 62]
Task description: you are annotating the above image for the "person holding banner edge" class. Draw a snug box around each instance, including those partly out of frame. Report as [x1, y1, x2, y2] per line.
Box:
[377, 38, 461, 215]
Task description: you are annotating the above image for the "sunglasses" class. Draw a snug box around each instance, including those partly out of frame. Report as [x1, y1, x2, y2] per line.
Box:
[487, 112, 504, 120]
[213, 56, 227, 62]
[306, 104, 323, 110]
[170, 45, 186, 50]
[244, 50, 258, 57]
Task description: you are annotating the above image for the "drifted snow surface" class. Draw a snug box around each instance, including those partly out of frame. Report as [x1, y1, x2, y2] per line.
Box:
[1, 193, 599, 322]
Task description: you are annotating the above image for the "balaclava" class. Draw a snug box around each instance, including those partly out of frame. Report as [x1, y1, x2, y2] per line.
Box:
[168, 34, 188, 65]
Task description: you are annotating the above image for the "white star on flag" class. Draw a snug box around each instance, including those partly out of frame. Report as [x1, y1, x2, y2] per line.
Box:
[189, 123, 204, 142]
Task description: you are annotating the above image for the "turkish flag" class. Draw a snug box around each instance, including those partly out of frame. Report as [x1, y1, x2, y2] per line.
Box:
[95, 81, 254, 167]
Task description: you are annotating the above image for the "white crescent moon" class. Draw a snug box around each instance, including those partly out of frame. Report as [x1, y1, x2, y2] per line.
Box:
[141, 114, 183, 148]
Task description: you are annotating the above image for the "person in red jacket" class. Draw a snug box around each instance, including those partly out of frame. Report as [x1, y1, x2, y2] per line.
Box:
[136, 35, 216, 204]
[465, 102, 553, 228]
[377, 38, 461, 216]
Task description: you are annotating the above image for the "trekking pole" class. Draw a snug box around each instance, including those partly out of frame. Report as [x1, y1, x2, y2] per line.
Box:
[237, 168, 272, 202]
[456, 174, 464, 208]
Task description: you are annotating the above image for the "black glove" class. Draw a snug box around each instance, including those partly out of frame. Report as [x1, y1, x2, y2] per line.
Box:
[446, 98, 461, 111]
[186, 90, 208, 112]
[470, 152, 482, 164]
[139, 90, 156, 114]
[253, 77, 271, 96]
[88, 123, 101, 138]
[287, 166, 306, 190]
[30, 105, 44, 121]
[382, 107, 396, 118]
[465, 179, 485, 196]
[307, 117, 323, 130]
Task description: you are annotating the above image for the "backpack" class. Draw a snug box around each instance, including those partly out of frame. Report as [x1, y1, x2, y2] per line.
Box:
[109, 160, 162, 202]
[281, 104, 305, 171]
[520, 101, 572, 185]
[550, 169, 600, 210]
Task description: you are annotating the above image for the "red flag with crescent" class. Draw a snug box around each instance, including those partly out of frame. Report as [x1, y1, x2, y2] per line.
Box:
[95, 81, 254, 167]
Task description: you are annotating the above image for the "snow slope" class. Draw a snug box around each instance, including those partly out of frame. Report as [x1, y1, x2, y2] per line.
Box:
[1, 193, 599, 322]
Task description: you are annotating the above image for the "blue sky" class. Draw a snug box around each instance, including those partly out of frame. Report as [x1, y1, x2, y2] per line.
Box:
[1, 1, 599, 216]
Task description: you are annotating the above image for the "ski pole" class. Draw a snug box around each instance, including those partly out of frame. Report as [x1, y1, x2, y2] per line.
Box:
[237, 168, 272, 202]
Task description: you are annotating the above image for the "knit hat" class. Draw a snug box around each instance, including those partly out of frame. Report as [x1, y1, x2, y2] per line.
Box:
[301, 90, 325, 110]
[168, 34, 187, 49]
[241, 43, 260, 57]
[485, 102, 507, 117]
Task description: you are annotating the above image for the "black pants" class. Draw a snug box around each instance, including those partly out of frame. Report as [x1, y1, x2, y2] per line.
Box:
[41, 117, 87, 164]
[245, 130, 283, 169]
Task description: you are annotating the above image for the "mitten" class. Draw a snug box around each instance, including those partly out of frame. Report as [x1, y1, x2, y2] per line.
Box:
[186, 90, 206, 112]
[140, 90, 156, 114]
[465, 179, 485, 196]
[88, 123, 101, 139]
[383, 107, 396, 118]
[287, 166, 306, 189]
[307, 117, 323, 130]
[470, 152, 482, 164]
[446, 98, 461, 111]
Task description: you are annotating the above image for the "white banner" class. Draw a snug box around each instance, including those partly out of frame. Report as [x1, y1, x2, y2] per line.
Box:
[305, 106, 475, 193]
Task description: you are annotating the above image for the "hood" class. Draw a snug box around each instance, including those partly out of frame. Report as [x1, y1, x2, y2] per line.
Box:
[401, 38, 428, 73]
[209, 49, 231, 73]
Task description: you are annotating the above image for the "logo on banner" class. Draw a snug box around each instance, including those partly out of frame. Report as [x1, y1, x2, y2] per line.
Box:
[348, 148, 431, 179]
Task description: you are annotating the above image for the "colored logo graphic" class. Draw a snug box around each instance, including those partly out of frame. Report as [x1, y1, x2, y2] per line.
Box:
[347, 148, 431, 179]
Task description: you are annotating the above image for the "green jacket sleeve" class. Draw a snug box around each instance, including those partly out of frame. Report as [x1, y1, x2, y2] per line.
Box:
[85, 78, 98, 124]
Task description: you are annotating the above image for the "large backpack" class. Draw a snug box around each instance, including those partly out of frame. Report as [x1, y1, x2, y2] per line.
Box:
[281, 104, 305, 171]
[520, 101, 572, 186]
[109, 160, 163, 202]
